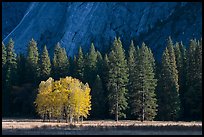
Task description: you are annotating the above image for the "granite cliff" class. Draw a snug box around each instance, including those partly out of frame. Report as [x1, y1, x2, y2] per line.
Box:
[2, 2, 202, 59]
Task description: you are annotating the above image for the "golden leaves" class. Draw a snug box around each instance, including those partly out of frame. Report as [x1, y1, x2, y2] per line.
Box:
[34, 76, 91, 121]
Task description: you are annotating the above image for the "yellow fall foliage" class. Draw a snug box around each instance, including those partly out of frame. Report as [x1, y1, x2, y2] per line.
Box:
[34, 76, 91, 122]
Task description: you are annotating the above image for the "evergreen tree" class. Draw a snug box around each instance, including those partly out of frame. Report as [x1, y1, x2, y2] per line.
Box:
[91, 75, 106, 119]
[84, 43, 98, 85]
[107, 37, 129, 121]
[96, 51, 103, 76]
[143, 46, 158, 121]
[74, 46, 85, 82]
[127, 40, 137, 119]
[61, 48, 69, 75]
[174, 42, 182, 74]
[26, 38, 40, 84]
[129, 42, 157, 121]
[101, 54, 111, 119]
[127, 40, 137, 97]
[40, 45, 51, 81]
[186, 39, 197, 89]
[5, 38, 18, 86]
[2, 42, 7, 89]
[157, 37, 180, 121]
[102, 54, 109, 85]
[194, 38, 202, 120]
[16, 53, 27, 85]
[174, 42, 187, 120]
[69, 56, 75, 78]
[52, 42, 61, 79]
[2, 42, 7, 69]
[184, 39, 202, 120]
[195, 39, 202, 85]
[2, 42, 7, 116]
[52, 43, 69, 80]
[3, 38, 18, 116]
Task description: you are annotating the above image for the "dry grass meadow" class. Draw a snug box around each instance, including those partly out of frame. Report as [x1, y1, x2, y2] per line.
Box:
[2, 119, 202, 135]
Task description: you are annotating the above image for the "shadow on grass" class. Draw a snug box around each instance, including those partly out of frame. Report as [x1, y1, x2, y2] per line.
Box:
[2, 125, 202, 135]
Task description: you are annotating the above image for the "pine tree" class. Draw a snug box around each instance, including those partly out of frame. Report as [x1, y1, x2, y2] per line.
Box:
[91, 75, 105, 119]
[2, 42, 7, 89]
[157, 37, 180, 120]
[127, 40, 137, 98]
[52, 43, 69, 80]
[84, 43, 98, 85]
[184, 39, 197, 120]
[101, 54, 110, 119]
[5, 38, 18, 86]
[186, 39, 197, 87]
[26, 38, 40, 84]
[128, 42, 157, 121]
[102, 54, 109, 85]
[2, 42, 7, 116]
[52, 42, 61, 79]
[194, 38, 202, 120]
[96, 51, 103, 77]
[130, 44, 143, 120]
[3, 38, 18, 116]
[195, 39, 202, 84]
[127, 40, 137, 119]
[184, 39, 202, 120]
[2, 42, 7, 69]
[143, 46, 158, 121]
[74, 47, 85, 82]
[16, 53, 27, 85]
[174, 42, 187, 120]
[61, 48, 69, 76]
[107, 37, 129, 121]
[40, 45, 51, 81]
[127, 41, 136, 75]
[69, 56, 75, 78]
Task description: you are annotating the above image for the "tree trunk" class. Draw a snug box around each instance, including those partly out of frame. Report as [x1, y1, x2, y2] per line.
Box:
[81, 117, 83, 123]
[43, 114, 45, 122]
[66, 115, 68, 123]
[58, 117, 60, 123]
[67, 115, 70, 123]
[48, 111, 50, 122]
[70, 116, 73, 123]
[115, 101, 118, 122]
[141, 92, 145, 122]
[115, 86, 119, 122]
[65, 110, 68, 123]
[115, 86, 118, 122]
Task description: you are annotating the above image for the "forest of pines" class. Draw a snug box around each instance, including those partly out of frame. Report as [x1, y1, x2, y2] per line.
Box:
[2, 36, 202, 121]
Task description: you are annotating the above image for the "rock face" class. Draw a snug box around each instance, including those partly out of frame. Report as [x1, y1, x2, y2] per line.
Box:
[2, 2, 30, 39]
[2, 2, 202, 59]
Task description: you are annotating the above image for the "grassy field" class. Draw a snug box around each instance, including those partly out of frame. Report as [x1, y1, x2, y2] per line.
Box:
[2, 119, 202, 135]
